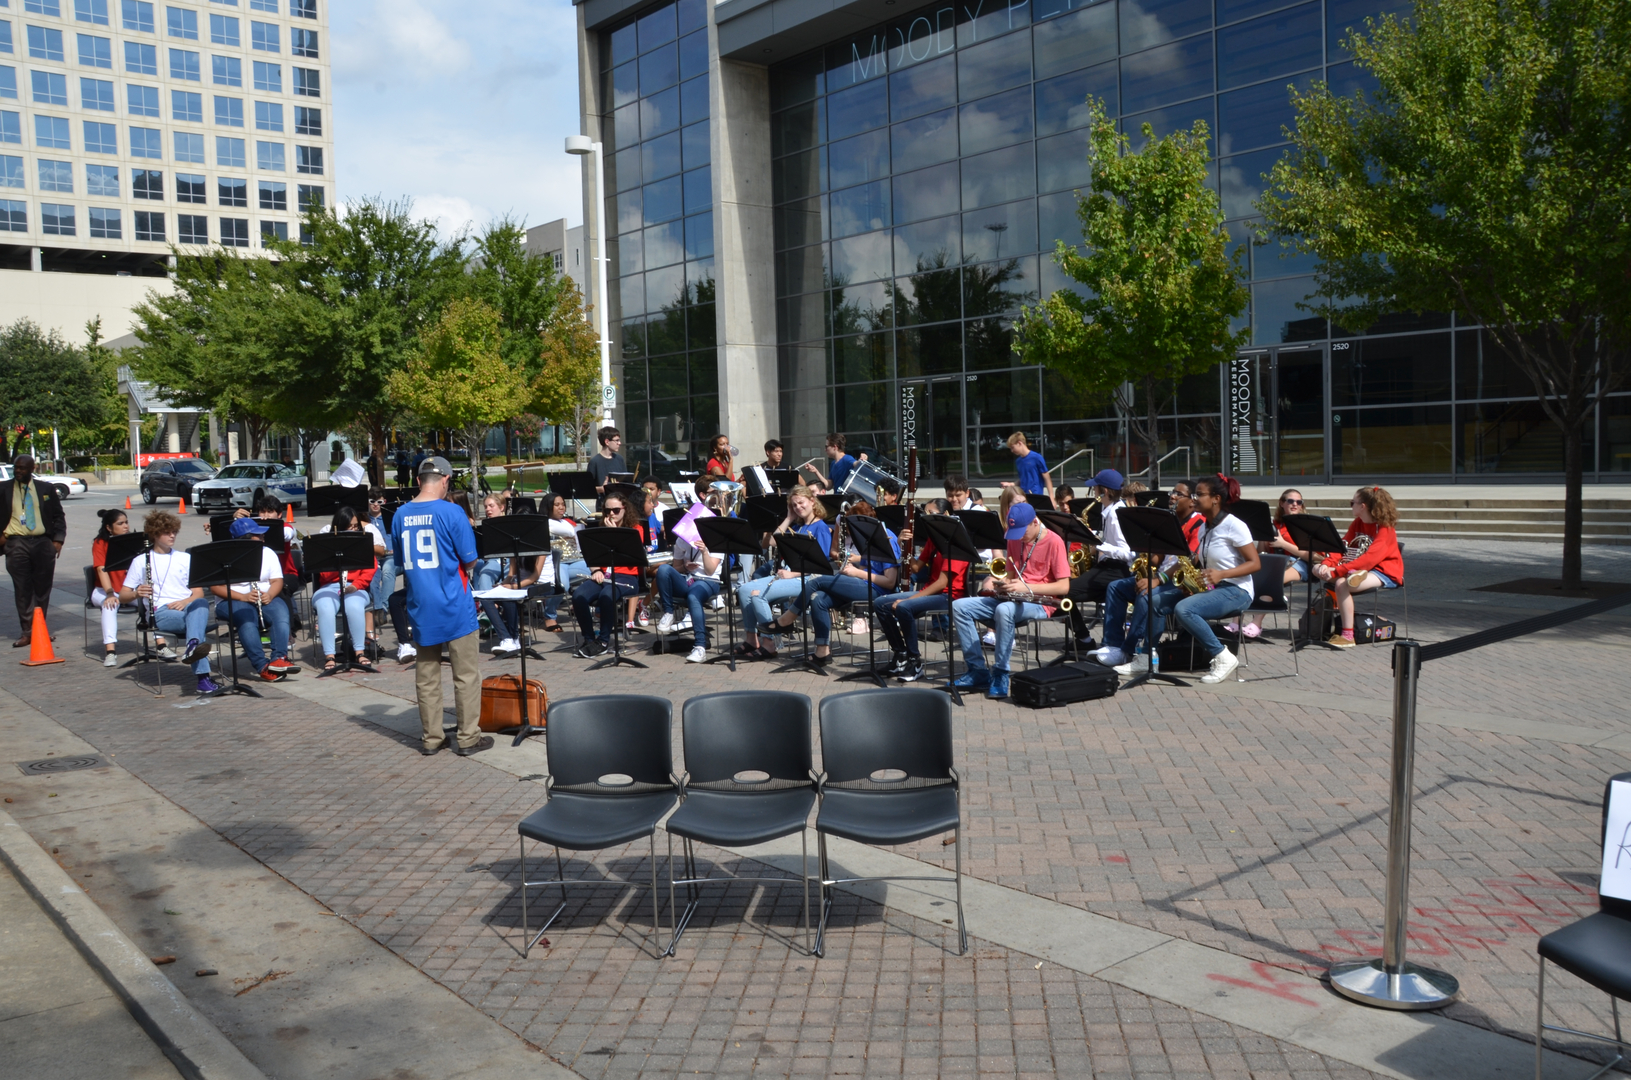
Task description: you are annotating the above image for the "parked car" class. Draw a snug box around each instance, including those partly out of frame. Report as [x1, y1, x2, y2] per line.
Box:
[0, 464, 85, 499]
[191, 461, 307, 511]
[138, 458, 217, 505]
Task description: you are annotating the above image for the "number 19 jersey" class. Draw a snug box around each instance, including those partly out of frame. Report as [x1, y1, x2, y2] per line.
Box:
[391, 498, 480, 647]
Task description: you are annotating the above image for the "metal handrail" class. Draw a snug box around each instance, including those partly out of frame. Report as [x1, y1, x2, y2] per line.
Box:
[1129, 446, 1191, 489]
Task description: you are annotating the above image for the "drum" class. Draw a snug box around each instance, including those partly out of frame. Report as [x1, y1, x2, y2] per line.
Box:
[838, 460, 898, 506]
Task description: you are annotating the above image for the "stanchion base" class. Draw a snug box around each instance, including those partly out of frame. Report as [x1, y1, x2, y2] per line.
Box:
[1328, 959, 1459, 1010]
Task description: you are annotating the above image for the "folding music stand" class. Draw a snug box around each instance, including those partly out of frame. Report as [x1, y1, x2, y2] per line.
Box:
[303, 532, 375, 676]
[952, 509, 1007, 555]
[306, 484, 373, 518]
[186, 539, 268, 698]
[875, 505, 908, 533]
[1115, 507, 1192, 691]
[107, 533, 164, 696]
[696, 516, 761, 672]
[549, 471, 598, 518]
[1036, 509, 1101, 667]
[742, 495, 787, 532]
[574, 526, 649, 671]
[208, 513, 237, 540]
[477, 514, 556, 745]
[817, 493, 846, 521]
[768, 532, 832, 677]
[835, 515, 897, 687]
[767, 469, 799, 493]
[1228, 499, 1276, 543]
[917, 513, 979, 707]
[1132, 489, 1171, 509]
[1281, 513, 1348, 652]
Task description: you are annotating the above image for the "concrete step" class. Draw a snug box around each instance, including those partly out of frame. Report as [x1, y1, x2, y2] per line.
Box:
[1395, 530, 1631, 546]
[1285, 495, 1631, 546]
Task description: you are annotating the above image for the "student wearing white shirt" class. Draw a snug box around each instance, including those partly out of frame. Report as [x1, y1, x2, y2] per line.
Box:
[118, 510, 217, 694]
[211, 517, 294, 682]
[1172, 475, 1260, 684]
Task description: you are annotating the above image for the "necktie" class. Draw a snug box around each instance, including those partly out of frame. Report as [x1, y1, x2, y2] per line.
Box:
[21, 485, 36, 531]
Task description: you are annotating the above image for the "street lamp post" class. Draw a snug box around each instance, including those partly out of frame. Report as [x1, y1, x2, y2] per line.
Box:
[565, 135, 613, 424]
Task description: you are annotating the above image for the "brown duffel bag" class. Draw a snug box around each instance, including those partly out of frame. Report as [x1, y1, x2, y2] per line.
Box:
[479, 674, 547, 733]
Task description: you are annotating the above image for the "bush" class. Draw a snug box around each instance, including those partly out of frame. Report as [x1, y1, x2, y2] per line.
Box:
[66, 455, 95, 471]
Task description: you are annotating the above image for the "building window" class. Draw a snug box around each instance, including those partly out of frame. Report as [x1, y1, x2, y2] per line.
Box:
[75, 0, 110, 25]
[257, 177, 282, 208]
[177, 211, 205, 242]
[121, 0, 154, 32]
[88, 205, 119, 237]
[76, 32, 112, 67]
[290, 0, 313, 17]
[292, 65, 317, 96]
[0, 69, 14, 100]
[0, 198, 25, 231]
[35, 114, 69, 148]
[294, 143, 319, 174]
[125, 41, 157, 73]
[250, 19, 276, 51]
[173, 129, 202, 160]
[169, 46, 198, 79]
[126, 81, 158, 115]
[175, 169, 204, 202]
[212, 53, 240, 85]
[166, 5, 196, 38]
[38, 157, 72, 191]
[40, 201, 73, 234]
[259, 218, 284, 243]
[219, 214, 247, 245]
[26, 0, 63, 15]
[129, 124, 159, 157]
[252, 59, 278, 91]
[83, 119, 116, 152]
[213, 93, 241, 125]
[32, 70, 67, 105]
[0, 25, 10, 56]
[249, 0, 274, 9]
[0, 112, 13, 145]
[27, 26, 65, 62]
[290, 27, 314, 58]
[254, 138, 281, 170]
[85, 161, 117, 195]
[295, 181, 320, 209]
[84, 77, 117, 111]
[134, 208, 163, 239]
[171, 87, 199, 120]
[209, 12, 236, 45]
[254, 99, 279, 130]
[0, 154, 20, 187]
[292, 104, 318, 135]
[132, 166, 160, 198]
[217, 174, 245, 205]
[215, 134, 243, 166]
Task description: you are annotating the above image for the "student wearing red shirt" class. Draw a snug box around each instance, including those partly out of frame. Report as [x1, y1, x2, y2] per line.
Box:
[1235, 487, 1314, 639]
[704, 434, 736, 482]
[312, 506, 378, 675]
[950, 502, 1071, 699]
[572, 492, 647, 657]
[873, 499, 969, 682]
[90, 508, 132, 666]
[1313, 486, 1404, 648]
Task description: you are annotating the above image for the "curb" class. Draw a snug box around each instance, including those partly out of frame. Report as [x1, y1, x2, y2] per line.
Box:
[0, 810, 268, 1080]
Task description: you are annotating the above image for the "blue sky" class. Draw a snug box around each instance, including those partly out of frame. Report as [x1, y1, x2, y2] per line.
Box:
[330, 0, 585, 240]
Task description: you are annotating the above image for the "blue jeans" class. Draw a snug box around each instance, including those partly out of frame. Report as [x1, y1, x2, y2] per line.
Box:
[216, 595, 290, 672]
[789, 574, 877, 646]
[572, 575, 637, 638]
[545, 558, 589, 619]
[1173, 583, 1252, 658]
[656, 564, 719, 647]
[736, 575, 810, 644]
[1102, 577, 1184, 657]
[314, 583, 368, 657]
[150, 599, 212, 675]
[478, 596, 516, 640]
[369, 553, 397, 613]
[873, 593, 949, 658]
[952, 595, 1050, 673]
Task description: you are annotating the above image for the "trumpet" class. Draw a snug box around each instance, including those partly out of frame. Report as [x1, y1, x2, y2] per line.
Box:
[987, 555, 1009, 579]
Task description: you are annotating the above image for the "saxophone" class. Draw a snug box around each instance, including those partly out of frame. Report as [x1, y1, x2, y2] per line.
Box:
[1130, 555, 1208, 595]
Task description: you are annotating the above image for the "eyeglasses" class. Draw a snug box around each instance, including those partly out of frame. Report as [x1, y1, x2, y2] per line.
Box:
[606, 507, 625, 514]
[1283, 498, 1304, 506]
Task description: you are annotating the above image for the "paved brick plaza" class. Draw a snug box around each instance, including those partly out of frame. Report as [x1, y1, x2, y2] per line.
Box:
[4, 498, 1629, 1078]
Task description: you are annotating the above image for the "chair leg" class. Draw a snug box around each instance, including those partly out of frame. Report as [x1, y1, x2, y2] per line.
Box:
[814, 831, 831, 958]
[649, 830, 662, 958]
[520, 836, 529, 959]
[953, 824, 967, 956]
[803, 827, 813, 957]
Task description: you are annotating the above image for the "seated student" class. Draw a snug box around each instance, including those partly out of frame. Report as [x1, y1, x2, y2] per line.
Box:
[1094, 482, 1200, 669]
[735, 485, 831, 660]
[90, 508, 132, 667]
[1078, 469, 1135, 606]
[211, 517, 296, 681]
[252, 495, 300, 581]
[761, 439, 785, 470]
[943, 475, 972, 513]
[629, 485, 665, 629]
[1312, 485, 1403, 648]
[764, 501, 899, 663]
[472, 492, 524, 658]
[540, 493, 587, 632]
[874, 498, 968, 681]
[365, 486, 394, 648]
[570, 490, 646, 657]
[1234, 487, 1312, 639]
[950, 502, 1070, 699]
[117, 511, 217, 694]
[1054, 485, 1075, 508]
[312, 506, 378, 675]
[654, 501, 724, 664]
[876, 479, 901, 507]
[704, 434, 737, 482]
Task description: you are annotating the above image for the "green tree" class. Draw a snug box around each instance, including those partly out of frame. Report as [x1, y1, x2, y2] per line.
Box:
[0, 319, 103, 457]
[1016, 101, 1249, 486]
[530, 278, 602, 464]
[1261, 0, 1631, 587]
[60, 319, 130, 453]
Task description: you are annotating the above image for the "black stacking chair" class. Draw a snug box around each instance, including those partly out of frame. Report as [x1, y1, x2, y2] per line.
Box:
[814, 688, 966, 957]
[1536, 771, 1631, 1078]
[663, 691, 817, 956]
[1224, 553, 1294, 680]
[514, 694, 679, 958]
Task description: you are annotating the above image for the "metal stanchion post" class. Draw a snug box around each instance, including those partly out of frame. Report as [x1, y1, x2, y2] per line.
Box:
[1328, 639, 1460, 1010]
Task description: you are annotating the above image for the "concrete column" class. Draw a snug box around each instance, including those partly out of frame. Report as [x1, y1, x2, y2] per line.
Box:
[207, 411, 219, 459]
[576, 6, 621, 432]
[165, 414, 180, 453]
[30, 248, 42, 272]
[186, 414, 200, 454]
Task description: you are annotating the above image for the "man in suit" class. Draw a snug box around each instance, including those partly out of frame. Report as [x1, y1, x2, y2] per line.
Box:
[0, 455, 67, 645]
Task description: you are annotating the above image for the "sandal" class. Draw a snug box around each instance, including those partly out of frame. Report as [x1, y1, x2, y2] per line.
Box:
[732, 641, 759, 656]
[543, 620, 562, 633]
[353, 652, 378, 673]
[317, 656, 339, 678]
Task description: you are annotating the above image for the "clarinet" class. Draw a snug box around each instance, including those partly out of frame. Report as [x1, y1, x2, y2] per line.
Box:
[143, 540, 157, 622]
[253, 581, 267, 631]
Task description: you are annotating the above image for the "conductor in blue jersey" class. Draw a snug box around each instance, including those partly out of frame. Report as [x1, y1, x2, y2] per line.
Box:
[392, 456, 491, 757]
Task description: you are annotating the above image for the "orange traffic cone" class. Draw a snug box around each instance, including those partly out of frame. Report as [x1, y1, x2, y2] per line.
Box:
[284, 504, 294, 525]
[20, 608, 63, 667]
[178, 497, 188, 515]
[124, 496, 131, 509]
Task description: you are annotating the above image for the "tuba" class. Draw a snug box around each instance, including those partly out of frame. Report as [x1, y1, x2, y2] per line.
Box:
[708, 480, 745, 517]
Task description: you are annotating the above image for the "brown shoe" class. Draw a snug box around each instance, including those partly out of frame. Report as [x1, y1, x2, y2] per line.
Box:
[454, 735, 494, 757]
[12, 635, 29, 648]
[1326, 633, 1355, 649]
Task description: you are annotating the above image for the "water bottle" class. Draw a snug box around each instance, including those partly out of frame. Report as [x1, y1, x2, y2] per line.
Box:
[1150, 648, 1160, 675]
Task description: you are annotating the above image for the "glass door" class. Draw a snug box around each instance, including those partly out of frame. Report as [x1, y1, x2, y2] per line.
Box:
[898, 378, 966, 481]
[1227, 346, 1329, 481]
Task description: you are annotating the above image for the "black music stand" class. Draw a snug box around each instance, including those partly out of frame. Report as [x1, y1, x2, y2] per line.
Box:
[767, 469, 799, 493]
[953, 509, 1007, 556]
[816, 493, 846, 521]
[1228, 500, 1276, 543]
[208, 513, 237, 540]
[876, 505, 907, 533]
[768, 532, 832, 677]
[1132, 489, 1170, 509]
[478, 514, 556, 745]
[917, 513, 979, 707]
[661, 506, 687, 546]
[1282, 513, 1348, 652]
[697, 516, 761, 672]
[550, 471, 597, 517]
[574, 527, 649, 671]
[1036, 509, 1101, 667]
[1116, 507, 1192, 691]
[303, 532, 375, 676]
[186, 539, 267, 698]
[742, 495, 786, 533]
[305, 483, 373, 518]
[835, 515, 897, 687]
[107, 533, 164, 695]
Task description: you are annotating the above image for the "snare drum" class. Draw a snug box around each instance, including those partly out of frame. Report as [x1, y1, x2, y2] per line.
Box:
[838, 460, 899, 506]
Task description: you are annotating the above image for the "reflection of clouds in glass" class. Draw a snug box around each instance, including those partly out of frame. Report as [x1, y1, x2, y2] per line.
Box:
[957, 86, 1032, 157]
[832, 229, 894, 283]
[831, 181, 890, 237]
[1118, 0, 1211, 52]
[1217, 148, 1279, 219]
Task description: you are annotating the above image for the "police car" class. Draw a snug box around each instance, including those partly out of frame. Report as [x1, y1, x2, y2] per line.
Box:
[191, 460, 307, 511]
[0, 465, 85, 498]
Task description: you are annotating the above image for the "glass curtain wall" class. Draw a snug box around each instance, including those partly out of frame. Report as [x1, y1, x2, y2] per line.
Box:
[601, 0, 715, 478]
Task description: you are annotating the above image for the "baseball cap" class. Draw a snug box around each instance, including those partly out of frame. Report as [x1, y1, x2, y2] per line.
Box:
[1091, 468, 1125, 491]
[1004, 501, 1037, 541]
[229, 517, 269, 538]
[418, 455, 453, 478]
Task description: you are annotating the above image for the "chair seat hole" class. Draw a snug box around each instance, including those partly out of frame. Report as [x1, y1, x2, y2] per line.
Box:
[597, 773, 634, 787]
[869, 768, 908, 783]
[732, 770, 770, 785]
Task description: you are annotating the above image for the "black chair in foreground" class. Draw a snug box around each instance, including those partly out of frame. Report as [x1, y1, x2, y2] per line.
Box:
[1535, 771, 1631, 1079]
[664, 691, 817, 956]
[813, 688, 966, 957]
[514, 695, 679, 958]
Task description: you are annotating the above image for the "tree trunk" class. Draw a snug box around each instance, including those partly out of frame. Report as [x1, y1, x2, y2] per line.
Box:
[1145, 376, 1161, 490]
[503, 421, 514, 464]
[1562, 419, 1584, 589]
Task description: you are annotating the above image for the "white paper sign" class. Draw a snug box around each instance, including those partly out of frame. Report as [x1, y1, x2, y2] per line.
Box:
[1599, 780, 1631, 900]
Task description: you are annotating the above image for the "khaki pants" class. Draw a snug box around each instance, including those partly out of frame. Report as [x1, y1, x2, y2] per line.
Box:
[415, 630, 482, 749]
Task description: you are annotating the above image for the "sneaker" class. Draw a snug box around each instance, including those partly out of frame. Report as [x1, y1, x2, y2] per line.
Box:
[265, 657, 298, 675]
[183, 637, 210, 664]
[899, 657, 925, 682]
[397, 643, 417, 662]
[1095, 647, 1127, 667]
[636, 603, 651, 627]
[711, 594, 725, 610]
[575, 638, 609, 659]
[257, 666, 287, 683]
[492, 637, 520, 657]
[196, 675, 222, 695]
[1114, 654, 1150, 676]
[951, 670, 991, 691]
[155, 643, 180, 661]
[103, 651, 118, 668]
[656, 612, 677, 634]
[625, 619, 638, 632]
[1241, 622, 1262, 640]
[454, 735, 495, 757]
[982, 630, 996, 647]
[988, 670, 1011, 699]
[1327, 633, 1355, 649]
[685, 645, 708, 663]
[1202, 649, 1241, 683]
[885, 652, 909, 676]
[676, 613, 693, 632]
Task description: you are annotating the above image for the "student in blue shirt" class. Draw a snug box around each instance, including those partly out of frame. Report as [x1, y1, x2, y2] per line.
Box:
[765, 501, 900, 663]
[392, 456, 490, 757]
[1005, 431, 1054, 508]
[735, 485, 831, 659]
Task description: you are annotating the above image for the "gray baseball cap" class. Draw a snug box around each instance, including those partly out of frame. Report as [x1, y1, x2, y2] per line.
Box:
[418, 455, 453, 478]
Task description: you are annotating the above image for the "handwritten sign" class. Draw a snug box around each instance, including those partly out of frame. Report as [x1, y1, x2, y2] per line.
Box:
[1600, 780, 1631, 900]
